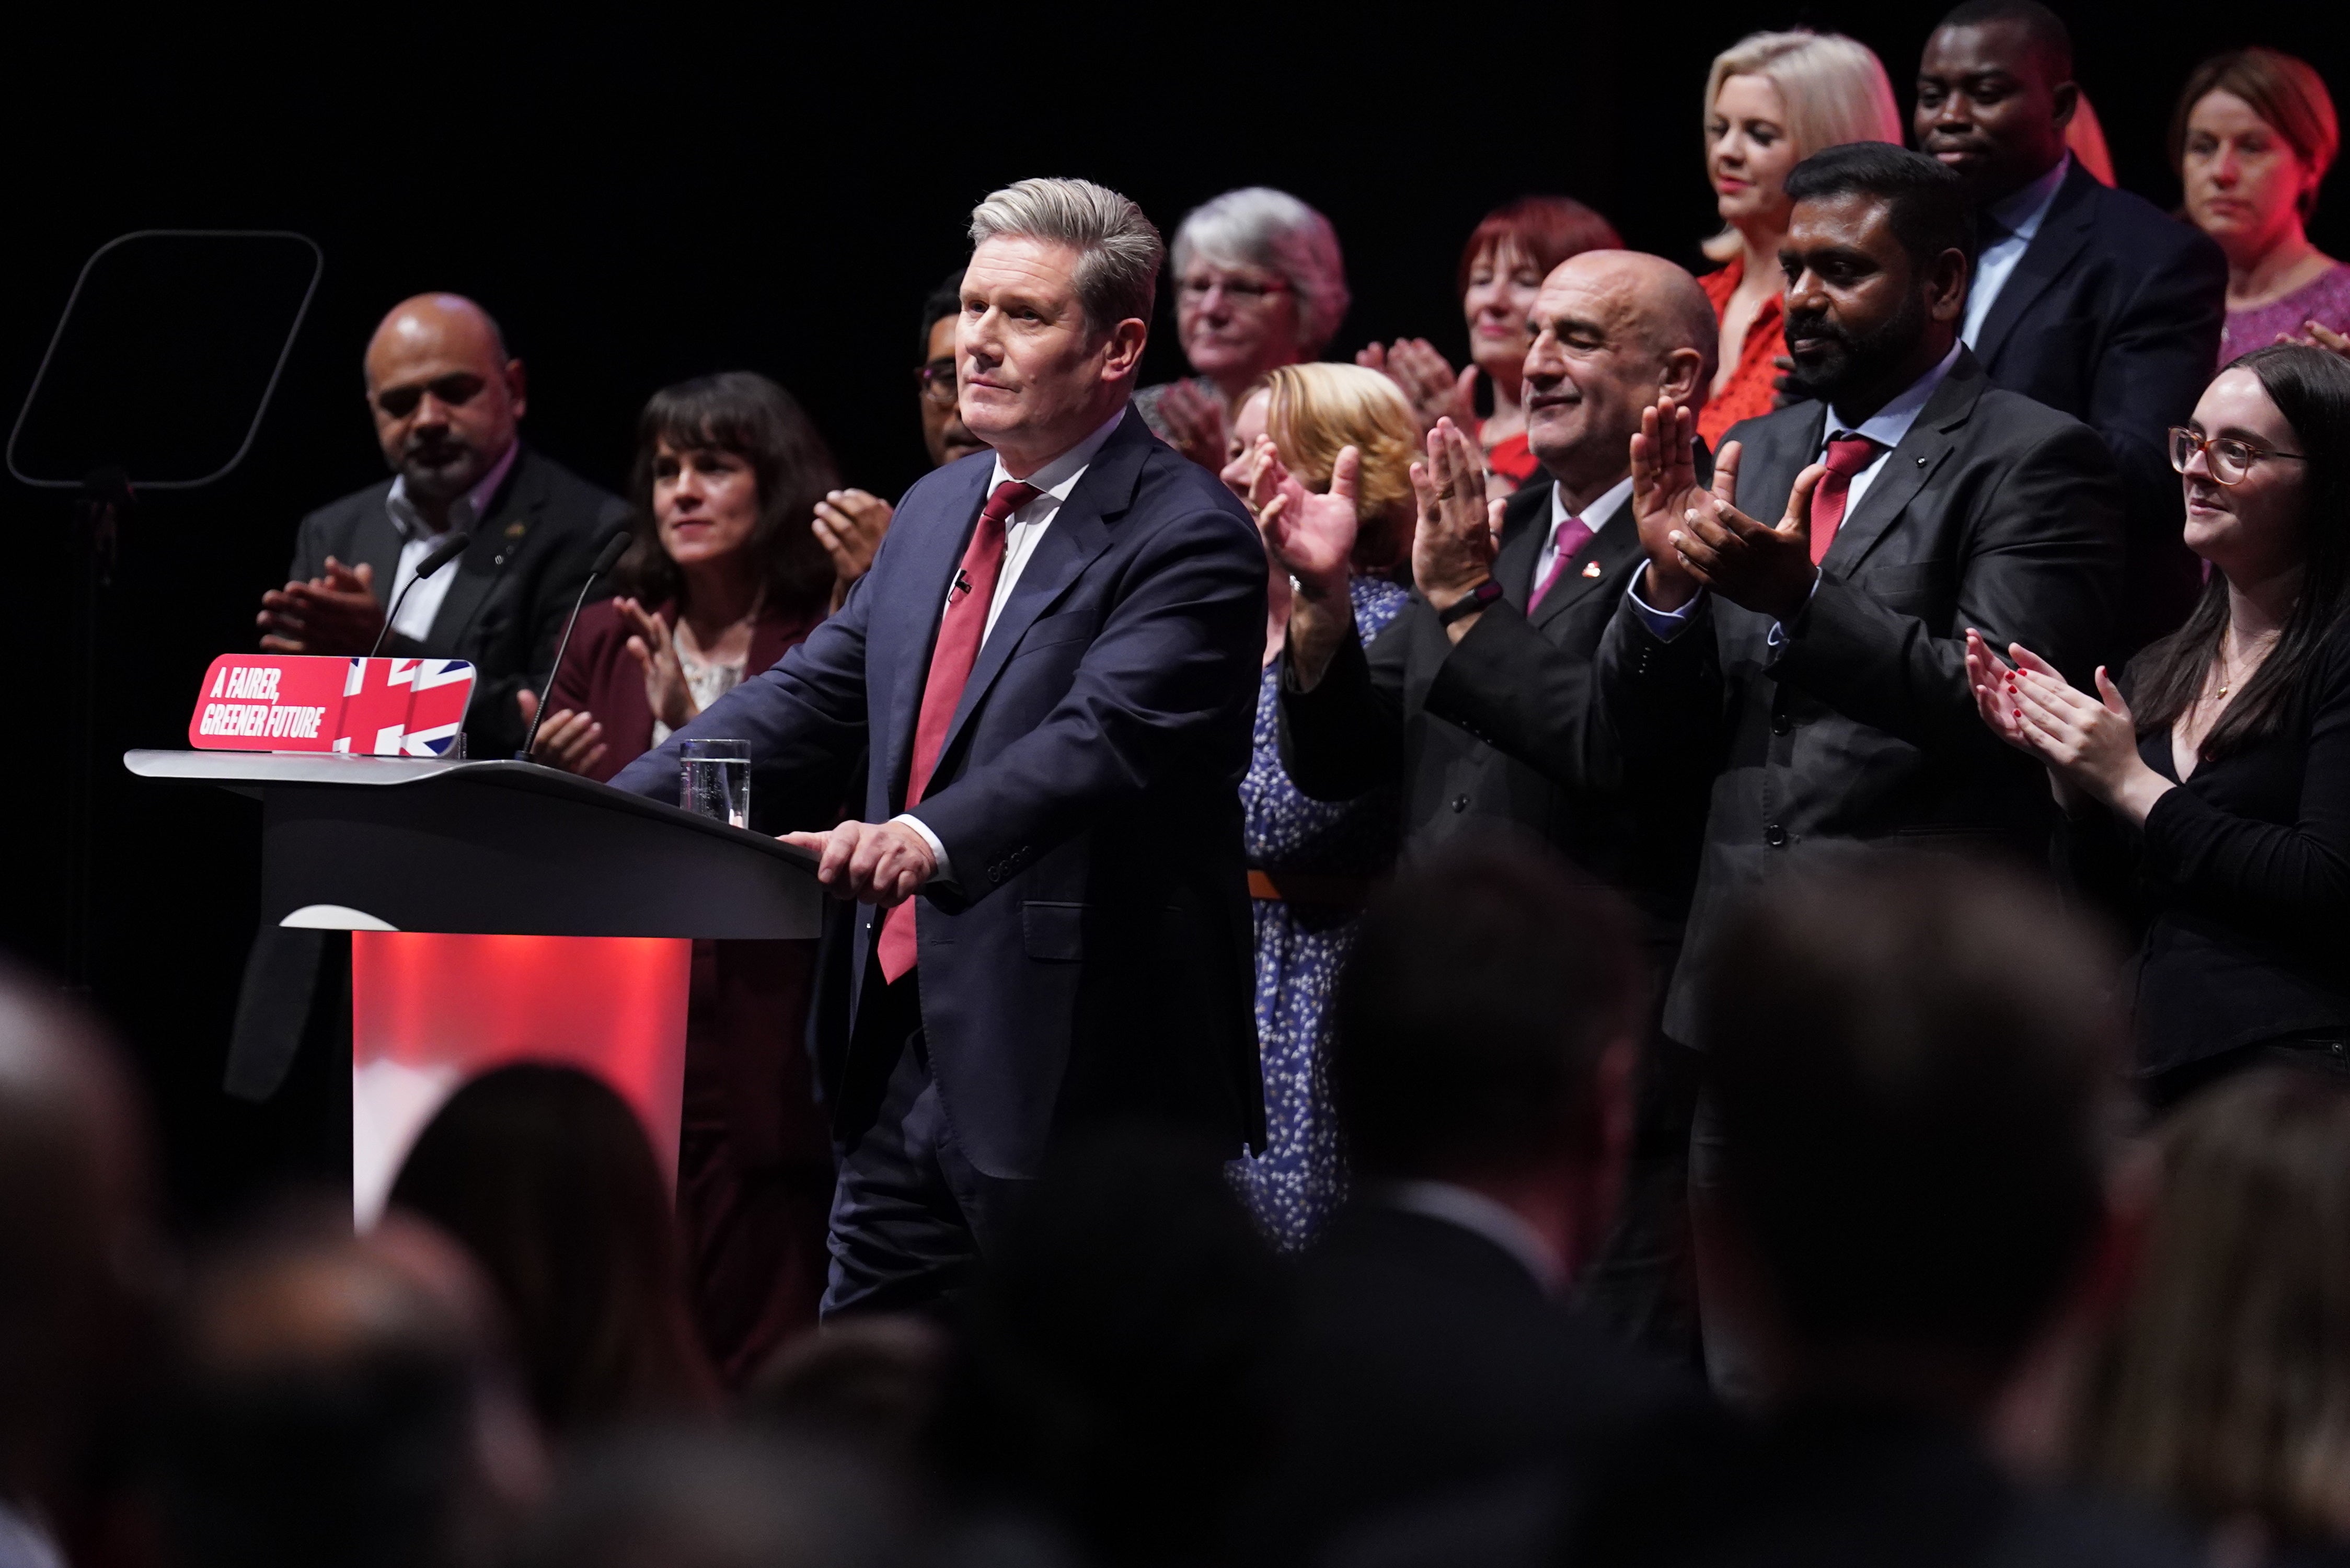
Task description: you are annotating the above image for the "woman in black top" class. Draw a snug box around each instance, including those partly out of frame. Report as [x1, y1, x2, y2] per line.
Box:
[1965, 343, 2350, 1106]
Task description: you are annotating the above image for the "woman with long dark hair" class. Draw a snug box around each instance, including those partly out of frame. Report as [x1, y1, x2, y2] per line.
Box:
[1966, 343, 2350, 1104]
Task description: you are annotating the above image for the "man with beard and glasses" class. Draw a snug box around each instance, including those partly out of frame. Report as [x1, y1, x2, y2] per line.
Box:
[233, 294, 629, 1119]
[1916, 0, 2225, 652]
[1602, 141, 2123, 1076]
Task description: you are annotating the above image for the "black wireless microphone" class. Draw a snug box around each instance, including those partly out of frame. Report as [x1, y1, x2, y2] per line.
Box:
[366, 531, 473, 659]
[519, 529, 632, 760]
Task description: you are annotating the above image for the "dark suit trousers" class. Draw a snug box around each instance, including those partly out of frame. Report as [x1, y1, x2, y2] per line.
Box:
[821, 967, 1031, 1319]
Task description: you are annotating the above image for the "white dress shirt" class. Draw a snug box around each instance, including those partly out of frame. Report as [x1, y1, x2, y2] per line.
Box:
[1534, 473, 1633, 594]
[1961, 153, 2070, 349]
[1627, 341, 1963, 644]
[1379, 1179, 1566, 1296]
[891, 406, 1130, 878]
[382, 440, 517, 642]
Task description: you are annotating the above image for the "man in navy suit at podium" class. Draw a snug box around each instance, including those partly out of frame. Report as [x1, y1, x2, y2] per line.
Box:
[615, 177, 1268, 1315]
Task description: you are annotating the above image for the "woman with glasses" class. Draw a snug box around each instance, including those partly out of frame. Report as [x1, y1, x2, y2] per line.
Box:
[1136, 187, 1350, 470]
[1966, 344, 2350, 1105]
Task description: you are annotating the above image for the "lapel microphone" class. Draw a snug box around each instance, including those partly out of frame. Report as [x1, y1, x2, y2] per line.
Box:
[368, 531, 473, 659]
[950, 567, 973, 604]
[519, 528, 633, 760]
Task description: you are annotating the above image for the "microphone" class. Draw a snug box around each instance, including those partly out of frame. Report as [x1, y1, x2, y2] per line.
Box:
[367, 531, 472, 659]
[519, 529, 632, 760]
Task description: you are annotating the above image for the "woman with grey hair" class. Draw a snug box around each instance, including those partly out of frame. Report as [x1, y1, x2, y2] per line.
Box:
[1138, 186, 1350, 468]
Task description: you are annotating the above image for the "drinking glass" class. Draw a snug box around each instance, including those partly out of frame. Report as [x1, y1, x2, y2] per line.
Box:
[679, 738, 751, 829]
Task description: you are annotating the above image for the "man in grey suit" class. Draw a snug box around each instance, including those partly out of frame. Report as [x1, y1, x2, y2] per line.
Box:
[1608, 142, 2124, 1051]
[254, 293, 627, 762]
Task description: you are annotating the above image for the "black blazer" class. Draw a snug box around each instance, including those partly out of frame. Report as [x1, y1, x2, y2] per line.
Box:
[2071, 628, 2350, 1078]
[1244, 1203, 1696, 1567]
[1277, 480, 1702, 931]
[287, 444, 630, 758]
[1600, 350, 2125, 1045]
[1971, 162, 2228, 651]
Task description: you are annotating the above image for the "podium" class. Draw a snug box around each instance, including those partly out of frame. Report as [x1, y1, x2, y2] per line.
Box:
[124, 750, 823, 1220]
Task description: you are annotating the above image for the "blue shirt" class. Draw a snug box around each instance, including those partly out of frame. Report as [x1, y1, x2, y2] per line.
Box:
[1961, 153, 2071, 348]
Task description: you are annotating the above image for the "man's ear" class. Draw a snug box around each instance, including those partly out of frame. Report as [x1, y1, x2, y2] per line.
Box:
[1927, 248, 1971, 325]
[504, 359, 529, 421]
[1658, 345, 1708, 406]
[2050, 80, 2079, 133]
[1101, 318, 1149, 381]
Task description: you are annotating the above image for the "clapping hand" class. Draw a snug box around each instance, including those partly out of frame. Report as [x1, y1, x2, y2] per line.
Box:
[1250, 437, 1360, 605]
[813, 489, 892, 610]
[1965, 630, 2172, 823]
[616, 596, 696, 731]
[258, 556, 386, 654]
[1360, 339, 1476, 436]
[1154, 380, 1229, 470]
[2284, 320, 2350, 362]
[516, 688, 607, 776]
[1410, 417, 1506, 621]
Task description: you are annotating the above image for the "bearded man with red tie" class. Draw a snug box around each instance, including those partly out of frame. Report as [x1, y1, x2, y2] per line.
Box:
[613, 177, 1266, 1315]
[1605, 143, 2124, 1053]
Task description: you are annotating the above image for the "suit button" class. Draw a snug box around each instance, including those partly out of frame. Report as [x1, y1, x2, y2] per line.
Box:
[1771, 712, 1792, 736]
[1765, 823, 1788, 848]
[1452, 794, 1470, 813]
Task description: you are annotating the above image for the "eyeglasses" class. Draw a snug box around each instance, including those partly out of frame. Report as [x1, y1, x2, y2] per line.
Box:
[374, 373, 488, 420]
[1177, 275, 1291, 307]
[2169, 425, 2308, 485]
[916, 359, 958, 409]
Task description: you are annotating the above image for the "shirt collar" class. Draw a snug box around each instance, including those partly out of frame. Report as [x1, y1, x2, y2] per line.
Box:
[987, 405, 1129, 506]
[1986, 151, 2071, 244]
[1550, 472, 1635, 539]
[1377, 1179, 1566, 1296]
[1828, 340, 1964, 451]
[386, 439, 520, 542]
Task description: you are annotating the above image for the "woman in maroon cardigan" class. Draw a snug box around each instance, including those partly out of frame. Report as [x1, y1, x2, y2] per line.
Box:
[522, 372, 883, 1382]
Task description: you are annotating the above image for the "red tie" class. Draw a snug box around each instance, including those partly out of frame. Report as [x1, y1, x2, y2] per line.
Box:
[877, 479, 1040, 983]
[1808, 435, 1883, 564]
[1526, 515, 1595, 612]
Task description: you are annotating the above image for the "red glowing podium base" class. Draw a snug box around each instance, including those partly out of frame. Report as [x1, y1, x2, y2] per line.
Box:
[351, 932, 692, 1224]
[124, 750, 823, 1220]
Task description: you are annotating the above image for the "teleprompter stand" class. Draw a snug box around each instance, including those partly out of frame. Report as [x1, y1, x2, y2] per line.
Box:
[125, 751, 822, 1220]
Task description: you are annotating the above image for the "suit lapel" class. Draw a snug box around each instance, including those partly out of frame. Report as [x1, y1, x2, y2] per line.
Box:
[1529, 491, 1642, 631]
[1495, 480, 1552, 609]
[1971, 163, 2097, 367]
[931, 423, 1148, 771]
[1819, 354, 1985, 574]
[427, 447, 540, 650]
[881, 458, 992, 809]
[353, 495, 404, 609]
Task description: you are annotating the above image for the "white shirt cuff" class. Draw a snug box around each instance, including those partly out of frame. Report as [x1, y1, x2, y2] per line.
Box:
[1764, 570, 1825, 648]
[889, 813, 951, 884]
[1625, 578, 1703, 641]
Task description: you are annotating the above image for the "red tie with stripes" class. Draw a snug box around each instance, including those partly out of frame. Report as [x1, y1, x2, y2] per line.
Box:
[877, 478, 1040, 983]
[1808, 435, 1883, 565]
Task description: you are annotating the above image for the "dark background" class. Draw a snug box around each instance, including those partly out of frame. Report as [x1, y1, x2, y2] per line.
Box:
[3, 3, 2342, 1221]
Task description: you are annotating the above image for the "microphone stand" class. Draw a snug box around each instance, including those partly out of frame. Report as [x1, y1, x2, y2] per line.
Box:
[519, 532, 630, 760]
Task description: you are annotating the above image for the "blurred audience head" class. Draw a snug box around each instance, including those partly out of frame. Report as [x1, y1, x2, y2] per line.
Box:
[1220, 362, 1419, 573]
[934, 1127, 1286, 1567]
[2174, 48, 2340, 271]
[1457, 197, 1622, 389]
[1915, 0, 2078, 205]
[1779, 144, 1972, 406]
[516, 1426, 912, 1568]
[363, 293, 526, 505]
[388, 1064, 716, 1436]
[746, 1314, 949, 1469]
[919, 269, 985, 467]
[1522, 249, 1716, 497]
[1334, 845, 1644, 1275]
[0, 968, 155, 1527]
[1697, 861, 2122, 1413]
[1702, 30, 1904, 262]
[614, 371, 843, 617]
[2072, 1067, 2350, 1549]
[1171, 187, 1350, 396]
[158, 1204, 544, 1568]
[962, 176, 1161, 470]
[2134, 343, 2350, 764]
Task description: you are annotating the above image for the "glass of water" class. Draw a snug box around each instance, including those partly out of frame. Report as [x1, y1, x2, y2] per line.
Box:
[679, 738, 752, 829]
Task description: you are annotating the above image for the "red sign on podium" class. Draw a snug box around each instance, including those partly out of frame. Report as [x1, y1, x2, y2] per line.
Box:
[188, 655, 476, 756]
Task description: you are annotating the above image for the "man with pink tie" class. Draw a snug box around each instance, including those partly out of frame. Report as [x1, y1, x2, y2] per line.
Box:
[615, 178, 1267, 1315]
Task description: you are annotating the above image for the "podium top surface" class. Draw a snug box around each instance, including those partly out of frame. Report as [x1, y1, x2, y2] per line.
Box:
[124, 748, 817, 872]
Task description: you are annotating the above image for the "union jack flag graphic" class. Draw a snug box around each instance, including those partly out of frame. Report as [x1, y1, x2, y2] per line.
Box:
[334, 658, 474, 756]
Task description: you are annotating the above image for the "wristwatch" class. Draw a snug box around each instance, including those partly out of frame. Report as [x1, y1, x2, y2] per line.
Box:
[1435, 578, 1503, 625]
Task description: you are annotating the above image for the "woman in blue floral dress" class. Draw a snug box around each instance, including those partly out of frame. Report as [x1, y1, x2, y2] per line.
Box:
[1217, 363, 1421, 1249]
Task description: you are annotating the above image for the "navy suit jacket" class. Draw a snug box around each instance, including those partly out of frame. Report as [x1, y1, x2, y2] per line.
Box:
[1969, 162, 2227, 651]
[613, 406, 1268, 1179]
